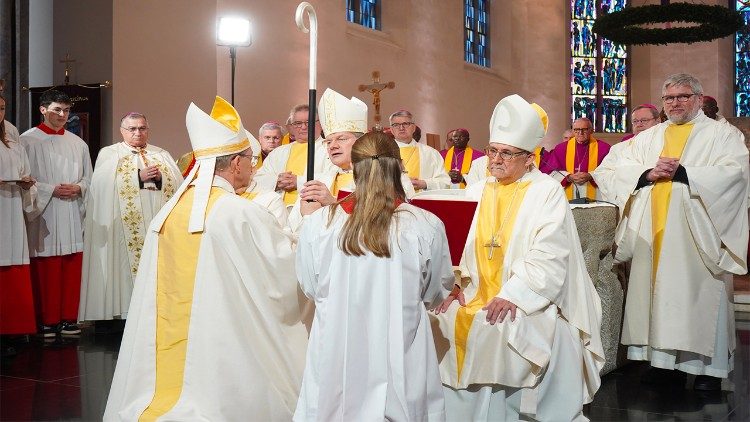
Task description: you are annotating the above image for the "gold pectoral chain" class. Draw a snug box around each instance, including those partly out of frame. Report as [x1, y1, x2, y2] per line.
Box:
[484, 181, 521, 260]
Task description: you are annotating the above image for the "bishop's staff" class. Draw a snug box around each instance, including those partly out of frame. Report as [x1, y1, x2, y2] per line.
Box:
[296, 2, 318, 182]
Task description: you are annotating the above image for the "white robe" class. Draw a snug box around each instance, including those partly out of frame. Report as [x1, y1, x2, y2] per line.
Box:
[79, 142, 182, 321]
[0, 138, 37, 266]
[465, 155, 488, 187]
[295, 203, 454, 421]
[397, 139, 451, 190]
[242, 181, 290, 228]
[254, 138, 333, 193]
[104, 177, 308, 421]
[21, 127, 93, 257]
[430, 170, 604, 421]
[609, 111, 749, 375]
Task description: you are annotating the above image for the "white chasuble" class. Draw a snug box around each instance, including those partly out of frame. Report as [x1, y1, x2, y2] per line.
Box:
[79, 142, 182, 321]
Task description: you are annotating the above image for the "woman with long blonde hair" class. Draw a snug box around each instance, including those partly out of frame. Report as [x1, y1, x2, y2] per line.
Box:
[295, 131, 454, 421]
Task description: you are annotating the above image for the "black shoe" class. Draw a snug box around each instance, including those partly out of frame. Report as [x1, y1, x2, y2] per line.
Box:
[693, 375, 722, 391]
[58, 321, 81, 336]
[39, 325, 57, 338]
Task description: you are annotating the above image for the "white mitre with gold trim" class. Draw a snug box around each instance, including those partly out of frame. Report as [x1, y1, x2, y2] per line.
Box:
[319, 88, 368, 135]
[150, 96, 253, 233]
[489, 94, 548, 152]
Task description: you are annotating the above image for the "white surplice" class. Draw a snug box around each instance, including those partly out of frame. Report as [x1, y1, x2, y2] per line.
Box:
[254, 138, 333, 193]
[0, 138, 37, 266]
[241, 181, 290, 228]
[609, 111, 749, 376]
[78, 142, 183, 321]
[4, 120, 20, 143]
[294, 203, 454, 421]
[430, 170, 604, 421]
[465, 155, 489, 187]
[104, 176, 308, 421]
[21, 127, 93, 257]
[397, 139, 451, 190]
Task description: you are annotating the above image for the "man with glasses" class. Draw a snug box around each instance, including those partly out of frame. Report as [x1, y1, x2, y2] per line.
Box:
[540, 117, 611, 201]
[255, 104, 331, 207]
[20, 90, 93, 338]
[593, 104, 660, 203]
[256, 121, 284, 167]
[389, 109, 450, 191]
[78, 112, 182, 329]
[290, 88, 415, 232]
[608, 73, 748, 391]
[431, 95, 603, 420]
[105, 97, 306, 421]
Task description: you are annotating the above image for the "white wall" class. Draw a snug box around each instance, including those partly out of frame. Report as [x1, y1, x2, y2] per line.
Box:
[28, 0, 53, 87]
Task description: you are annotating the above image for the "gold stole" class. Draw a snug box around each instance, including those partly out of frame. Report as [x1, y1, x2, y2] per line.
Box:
[140, 186, 226, 421]
[533, 146, 542, 168]
[565, 137, 599, 200]
[651, 123, 693, 281]
[400, 146, 421, 180]
[281, 133, 292, 145]
[332, 172, 354, 197]
[454, 180, 530, 381]
[283, 142, 309, 205]
[443, 147, 474, 188]
[256, 154, 264, 169]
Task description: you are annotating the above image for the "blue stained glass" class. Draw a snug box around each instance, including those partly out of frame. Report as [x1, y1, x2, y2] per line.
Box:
[572, 0, 596, 19]
[572, 95, 597, 127]
[602, 97, 627, 132]
[572, 59, 597, 95]
[465, 0, 490, 67]
[736, 3, 750, 116]
[346, 0, 379, 30]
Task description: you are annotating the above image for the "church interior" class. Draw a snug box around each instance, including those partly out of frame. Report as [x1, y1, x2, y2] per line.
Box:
[1, 0, 749, 420]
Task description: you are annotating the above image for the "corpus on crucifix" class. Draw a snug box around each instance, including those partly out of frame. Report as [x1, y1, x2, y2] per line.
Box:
[358, 70, 395, 130]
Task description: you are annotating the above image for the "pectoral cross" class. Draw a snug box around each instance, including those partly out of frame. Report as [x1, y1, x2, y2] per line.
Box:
[484, 236, 501, 260]
[60, 54, 76, 85]
[358, 71, 395, 130]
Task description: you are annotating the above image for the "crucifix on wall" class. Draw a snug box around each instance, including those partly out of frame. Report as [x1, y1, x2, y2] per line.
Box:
[358, 70, 395, 130]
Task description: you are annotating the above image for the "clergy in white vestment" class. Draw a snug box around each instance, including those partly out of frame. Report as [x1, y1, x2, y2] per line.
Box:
[465, 155, 489, 187]
[104, 96, 308, 421]
[21, 90, 93, 337]
[78, 112, 182, 323]
[592, 104, 660, 205]
[431, 94, 604, 421]
[0, 93, 38, 336]
[237, 128, 289, 228]
[254, 104, 332, 207]
[295, 130, 454, 421]
[290, 88, 415, 232]
[608, 74, 749, 392]
[389, 109, 450, 191]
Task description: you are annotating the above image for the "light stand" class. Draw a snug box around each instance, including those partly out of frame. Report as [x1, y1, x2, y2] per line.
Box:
[216, 17, 252, 106]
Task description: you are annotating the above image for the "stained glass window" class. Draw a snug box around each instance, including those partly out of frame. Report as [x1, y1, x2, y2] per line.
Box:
[346, 0, 380, 30]
[735, 1, 750, 116]
[465, 0, 490, 67]
[570, 0, 628, 133]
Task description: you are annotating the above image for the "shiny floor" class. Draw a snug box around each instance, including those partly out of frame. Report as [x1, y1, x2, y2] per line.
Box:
[1, 314, 748, 421]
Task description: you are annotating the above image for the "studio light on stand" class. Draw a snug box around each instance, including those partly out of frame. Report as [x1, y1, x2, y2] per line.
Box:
[216, 16, 252, 105]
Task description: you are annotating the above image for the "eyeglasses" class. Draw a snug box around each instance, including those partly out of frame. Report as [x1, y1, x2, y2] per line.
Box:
[485, 147, 529, 161]
[121, 126, 149, 133]
[262, 136, 282, 141]
[290, 120, 319, 128]
[662, 94, 696, 104]
[632, 118, 656, 124]
[391, 122, 414, 129]
[48, 107, 71, 115]
[572, 128, 591, 133]
[238, 153, 259, 167]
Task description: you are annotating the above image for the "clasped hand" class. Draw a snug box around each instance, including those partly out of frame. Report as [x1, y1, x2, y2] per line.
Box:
[276, 172, 297, 192]
[647, 157, 679, 182]
[568, 172, 592, 185]
[52, 183, 81, 199]
[139, 165, 162, 182]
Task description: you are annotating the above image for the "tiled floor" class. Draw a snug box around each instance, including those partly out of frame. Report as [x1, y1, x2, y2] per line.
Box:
[1, 314, 748, 421]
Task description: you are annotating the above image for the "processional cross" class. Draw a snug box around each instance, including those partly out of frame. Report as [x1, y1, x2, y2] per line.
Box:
[60, 53, 76, 85]
[358, 71, 395, 130]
